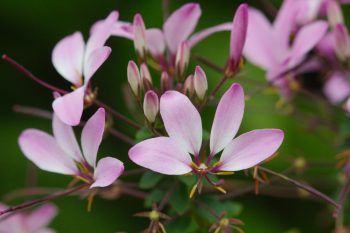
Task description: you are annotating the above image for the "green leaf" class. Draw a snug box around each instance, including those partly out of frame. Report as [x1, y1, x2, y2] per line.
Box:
[139, 171, 163, 189]
[202, 129, 210, 141]
[135, 127, 152, 142]
[178, 175, 196, 187]
[169, 184, 190, 214]
[144, 189, 165, 208]
[166, 217, 199, 233]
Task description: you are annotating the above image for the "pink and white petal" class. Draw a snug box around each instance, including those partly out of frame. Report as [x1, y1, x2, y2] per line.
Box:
[18, 129, 77, 175]
[26, 204, 58, 232]
[81, 108, 105, 167]
[230, 4, 248, 63]
[36, 229, 56, 233]
[146, 29, 166, 56]
[243, 8, 276, 70]
[90, 157, 124, 188]
[85, 11, 118, 60]
[189, 23, 231, 48]
[163, 3, 201, 53]
[83, 46, 111, 83]
[219, 129, 284, 171]
[289, 21, 328, 67]
[129, 137, 192, 175]
[52, 32, 84, 86]
[324, 72, 350, 104]
[160, 91, 202, 155]
[0, 203, 24, 232]
[210, 83, 245, 155]
[91, 20, 134, 40]
[52, 86, 85, 126]
[52, 115, 83, 161]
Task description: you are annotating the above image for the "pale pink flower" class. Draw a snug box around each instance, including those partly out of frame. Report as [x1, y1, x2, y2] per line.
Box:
[243, 0, 328, 97]
[18, 108, 124, 189]
[52, 11, 118, 126]
[0, 203, 57, 233]
[323, 72, 350, 104]
[129, 83, 284, 190]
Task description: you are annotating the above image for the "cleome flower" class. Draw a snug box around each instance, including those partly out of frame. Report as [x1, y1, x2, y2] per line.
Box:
[52, 11, 118, 126]
[18, 108, 124, 189]
[129, 83, 284, 196]
[0, 203, 57, 233]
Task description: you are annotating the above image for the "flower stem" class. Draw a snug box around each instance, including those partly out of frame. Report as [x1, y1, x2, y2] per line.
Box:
[0, 184, 88, 217]
[192, 53, 224, 74]
[259, 166, 340, 209]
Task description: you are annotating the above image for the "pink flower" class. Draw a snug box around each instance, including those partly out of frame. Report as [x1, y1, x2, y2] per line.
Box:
[129, 83, 284, 192]
[243, 0, 328, 97]
[323, 72, 350, 104]
[52, 11, 118, 126]
[0, 203, 57, 233]
[18, 108, 124, 189]
[92, 3, 231, 60]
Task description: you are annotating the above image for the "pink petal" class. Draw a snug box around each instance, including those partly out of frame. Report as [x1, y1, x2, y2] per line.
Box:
[324, 72, 350, 104]
[83, 46, 112, 83]
[85, 11, 118, 60]
[18, 129, 77, 175]
[189, 23, 231, 48]
[289, 21, 328, 67]
[81, 108, 105, 167]
[129, 137, 192, 175]
[163, 3, 201, 53]
[91, 20, 133, 40]
[210, 83, 245, 155]
[52, 86, 85, 126]
[0, 203, 24, 232]
[219, 129, 284, 171]
[52, 31, 84, 86]
[52, 114, 83, 162]
[160, 91, 202, 155]
[26, 204, 58, 232]
[229, 4, 248, 65]
[90, 157, 124, 188]
[146, 28, 166, 56]
[346, 97, 350, 113]
[243, 8, 276, 70]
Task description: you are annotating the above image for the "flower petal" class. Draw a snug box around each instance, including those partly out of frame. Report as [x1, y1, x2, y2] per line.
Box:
[52, 114, 83, 162]
[163, 3, 201, 53]
[129, 137, 192, 175]
[219, 129, 284, 171]
[289, 21, 328, 67]
[81, 108, 105, 167]
[52, 31, 84, 86]
[18, 129, 77, 175]
[52, 86, 85, 126]
[243, 8, 276, 69]
[26, 204, 58, 232]
[189, 22, 231, 48]
[160, 91, 202, 155]
[146, 28, 166, 56]
[90, 157, 124, 188]
[324, 72, 350, 104]
[210, 83, 245, 155]
[83, 46, 112, 82]
[91, 20, 133, 40]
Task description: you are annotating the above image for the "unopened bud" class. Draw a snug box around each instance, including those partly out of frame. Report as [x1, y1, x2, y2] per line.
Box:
[143, 90, 159, 123]
[327, 0, 344, 28]
[161, 71, 171, 92]
[140, 63, 152, 84]
[193, 66, 208, 100]
[184, 75, 194, 97]
[133, 14, 147, 60]
[334, 23, 350, 62]
[127, 60, 141, 96]
[175, 41, 190, 81]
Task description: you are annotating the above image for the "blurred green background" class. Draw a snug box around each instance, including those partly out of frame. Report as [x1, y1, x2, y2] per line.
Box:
[0, 0, 349, 232]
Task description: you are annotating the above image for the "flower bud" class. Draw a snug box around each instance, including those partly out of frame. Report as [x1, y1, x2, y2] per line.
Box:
[140, 63, 152, 85]
[175, 41, 190, 81]
[327, 0, 344, 28]
[127, 60, 141, 96]
[143, 90, 159, 123]
[184, 75, 194, 97]
[227, 4, 248, 76]
[133, 14, 147, 60]
[334, 23, 350, 62]
[193, 66, 208, 100]
[161, 71, 171, 92]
